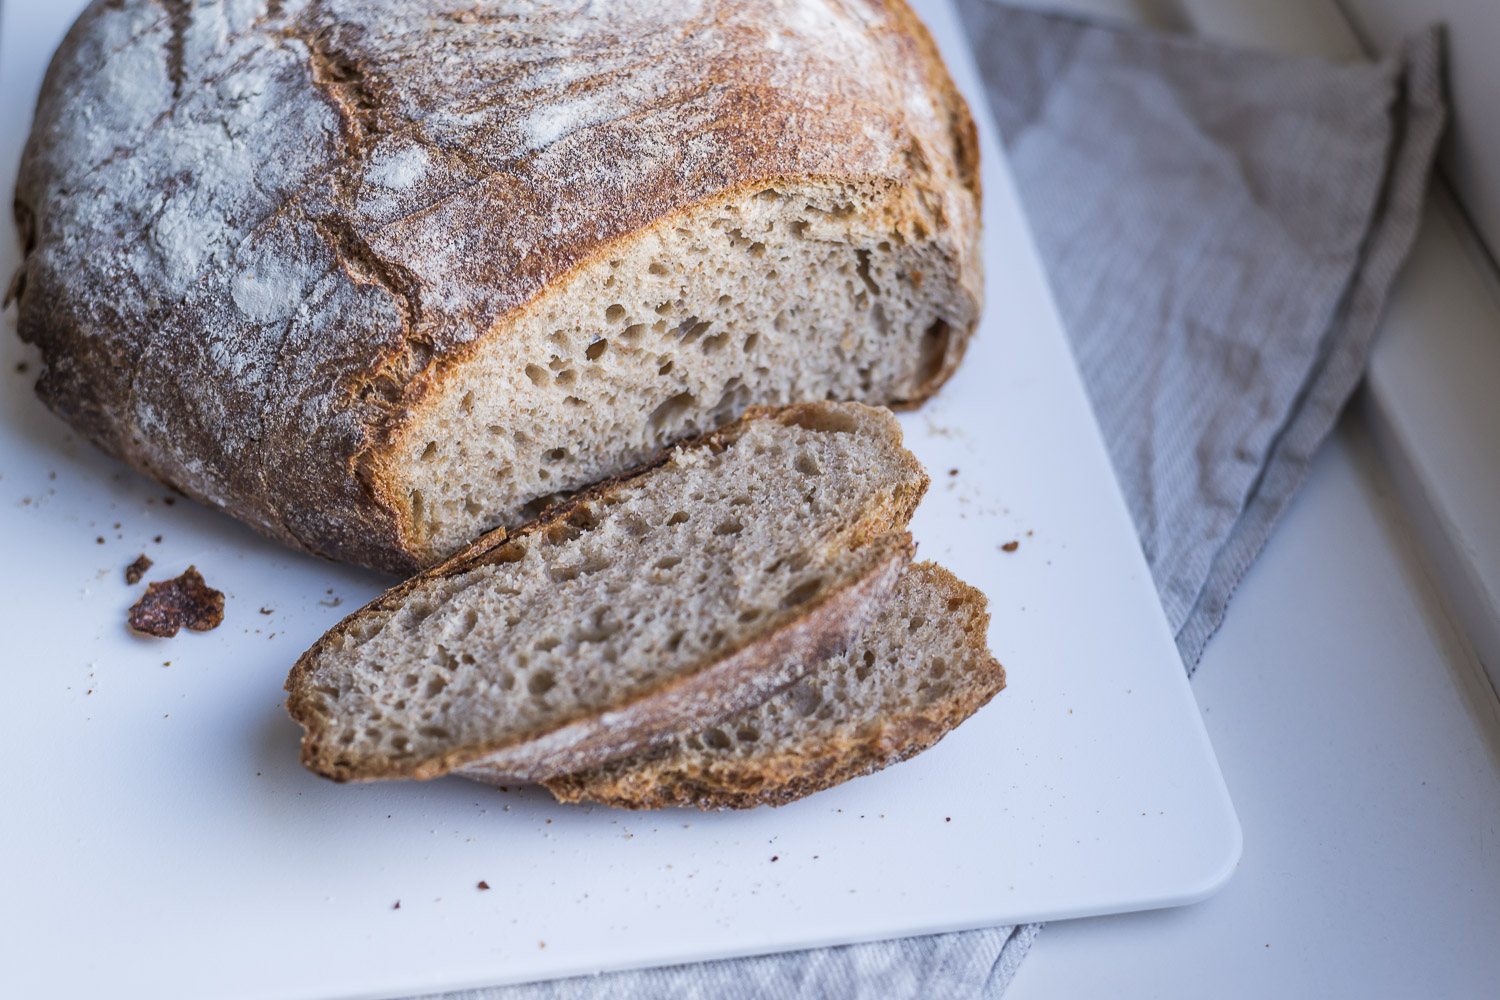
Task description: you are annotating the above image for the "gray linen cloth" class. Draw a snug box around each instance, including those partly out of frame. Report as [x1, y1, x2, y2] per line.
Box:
[965, 1, 1446, 668]
[421, 4, 1444, 997]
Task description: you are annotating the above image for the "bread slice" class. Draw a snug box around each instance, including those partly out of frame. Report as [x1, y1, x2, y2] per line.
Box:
[543, 563, 1004, 810]
[286, 403, 928, 784]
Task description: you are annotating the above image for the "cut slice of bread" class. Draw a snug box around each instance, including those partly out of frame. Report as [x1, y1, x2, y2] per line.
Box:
[286, 403, 928, 784]
[544, 562, 1004, 810]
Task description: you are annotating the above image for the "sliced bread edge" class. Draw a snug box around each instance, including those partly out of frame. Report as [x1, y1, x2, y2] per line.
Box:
[543, 562, 1004, 809]
[457, 533, 914, 783]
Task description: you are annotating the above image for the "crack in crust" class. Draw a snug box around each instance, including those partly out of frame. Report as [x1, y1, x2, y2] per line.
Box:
[298, 17, 390, 152]
[161, 0, 190, 98]
[309, 213, 430, 406]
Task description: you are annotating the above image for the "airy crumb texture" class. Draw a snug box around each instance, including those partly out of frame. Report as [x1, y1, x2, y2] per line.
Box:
[127, 567, 225, 637]
[287, 403, 928, 784]
[124, 554, 153, 585]
[545, 562, 1004, 810]
[393, 179, 978, 565]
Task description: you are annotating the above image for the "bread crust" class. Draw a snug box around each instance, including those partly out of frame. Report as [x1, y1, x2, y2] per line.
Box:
[543, 563, 1005, 809]
[14, 0, 980, 573]
[285, 402, 929, 783]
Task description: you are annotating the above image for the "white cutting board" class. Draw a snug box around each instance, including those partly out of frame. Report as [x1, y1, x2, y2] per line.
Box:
[0, 2, 1239, 997]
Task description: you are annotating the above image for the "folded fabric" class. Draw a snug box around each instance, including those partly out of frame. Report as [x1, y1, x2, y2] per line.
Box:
[415, 925, 1041, 1000]
[960, 0, 1445, 667]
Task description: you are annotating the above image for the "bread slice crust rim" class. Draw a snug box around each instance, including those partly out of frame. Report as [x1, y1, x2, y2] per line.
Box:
[289, 533, 914, 784]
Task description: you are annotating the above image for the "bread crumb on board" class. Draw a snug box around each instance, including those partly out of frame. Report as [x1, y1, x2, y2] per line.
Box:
[124, 554, 153, 584]
[127, 567, 225, 637]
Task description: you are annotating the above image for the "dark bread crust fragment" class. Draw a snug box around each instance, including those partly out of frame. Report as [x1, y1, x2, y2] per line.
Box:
[124, 554, 154, 585]
[127, 566, 225, 638]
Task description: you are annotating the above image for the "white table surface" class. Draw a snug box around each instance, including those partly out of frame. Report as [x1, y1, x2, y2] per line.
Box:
[997, 0, 1500, 995]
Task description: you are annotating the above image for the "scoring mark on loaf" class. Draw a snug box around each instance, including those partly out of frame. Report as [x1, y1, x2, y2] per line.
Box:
[163, 0, 191, 99]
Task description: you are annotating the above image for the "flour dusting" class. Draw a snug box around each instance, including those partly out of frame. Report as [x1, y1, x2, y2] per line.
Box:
[519, 93, 617, 151]
[231, 259, 305, 324]
[367, 145, 431, 190]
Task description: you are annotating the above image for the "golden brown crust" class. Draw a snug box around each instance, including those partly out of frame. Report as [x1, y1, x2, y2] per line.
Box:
[15, 0, 978, 574]
[284, 402, 926, 783]
[880, 0, 984, 408]
[543, 564, 1005, 809]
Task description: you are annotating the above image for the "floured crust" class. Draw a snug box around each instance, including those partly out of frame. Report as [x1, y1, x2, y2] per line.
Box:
[285, 402, 928, 782]
[13, 0, 980, 574]
[543, 563, 1004, 809]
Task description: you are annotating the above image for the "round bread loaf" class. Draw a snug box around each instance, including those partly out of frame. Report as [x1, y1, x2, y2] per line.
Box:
[12, 0, 981, 573]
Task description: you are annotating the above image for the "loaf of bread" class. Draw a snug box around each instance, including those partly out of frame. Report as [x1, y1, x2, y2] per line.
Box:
[286, 403, 928, 783]
[13, 0, 981, 574]
[544, 562, 1005, 809]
